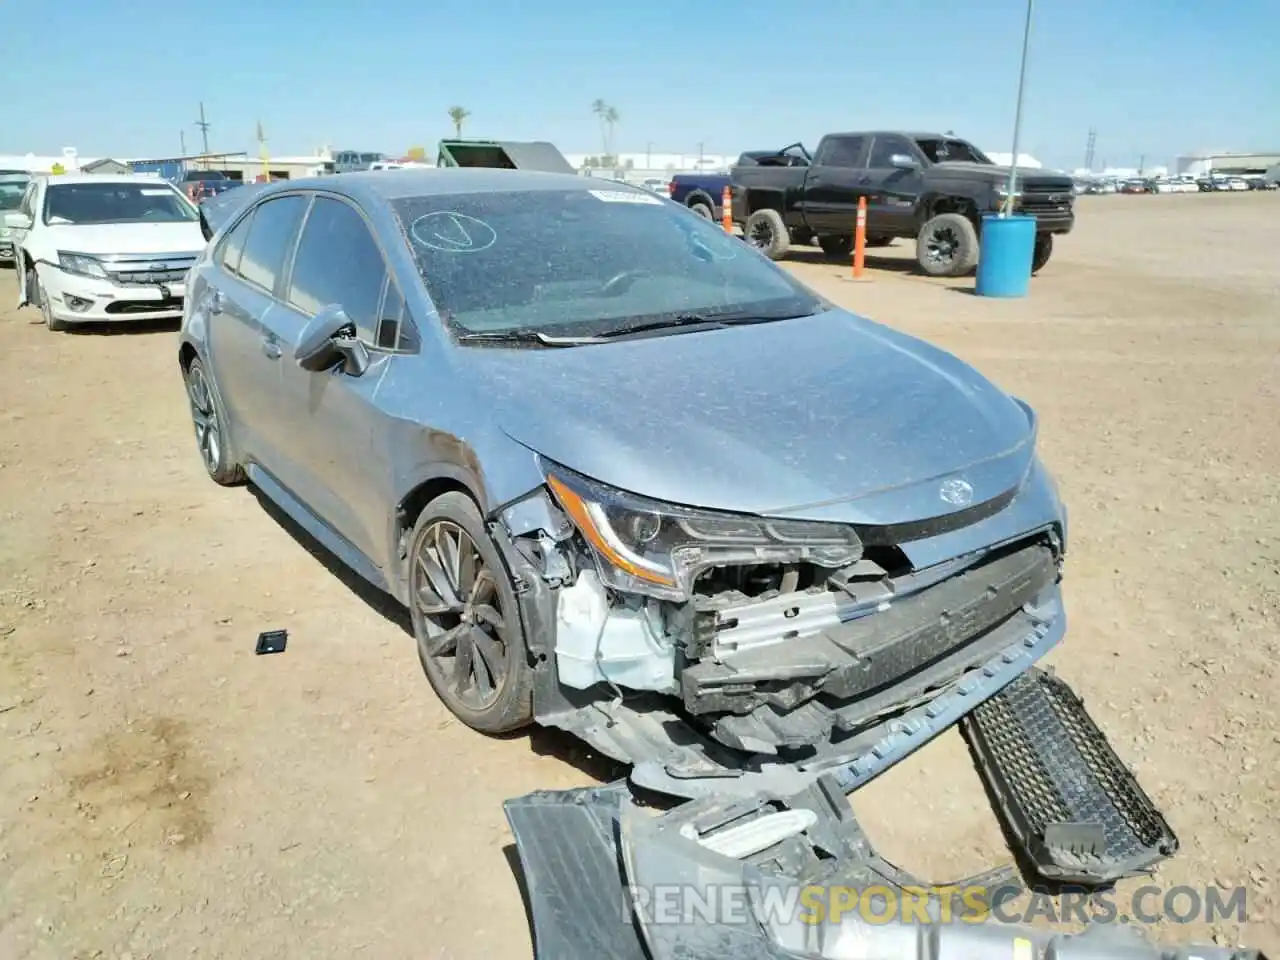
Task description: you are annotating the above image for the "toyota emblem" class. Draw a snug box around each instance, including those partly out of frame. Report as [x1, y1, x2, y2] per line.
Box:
[939, 477, 974, 506]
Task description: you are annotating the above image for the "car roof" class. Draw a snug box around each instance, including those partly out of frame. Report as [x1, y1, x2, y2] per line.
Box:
[250, 168, 613, 205]
[42, 173, 181, 188]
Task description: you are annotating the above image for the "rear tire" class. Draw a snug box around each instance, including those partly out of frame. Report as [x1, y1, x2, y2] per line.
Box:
[184, 357, 244, 486]
[1031, 233, 1053, 274]
[744, 209, 790, 260]
[916, 212, 979, 277]
[818, 235, 852, 260]
[689, 201, 714, 220]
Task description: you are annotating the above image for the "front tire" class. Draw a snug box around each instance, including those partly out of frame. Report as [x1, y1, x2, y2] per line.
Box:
[689, 201, 714, 220]
[1031, 233, 1053, 274]
[916, 212, 979, 277]
[409, 492, 534, 734]
[37, 278, 68, 331]
[744, 208, 790, 260]
[184, 357, 244, 485]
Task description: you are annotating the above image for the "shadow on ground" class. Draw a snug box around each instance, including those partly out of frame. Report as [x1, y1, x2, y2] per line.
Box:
[247, 484, 636, 786]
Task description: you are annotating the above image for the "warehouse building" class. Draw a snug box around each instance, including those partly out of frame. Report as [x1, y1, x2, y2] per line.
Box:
[1176, 151, 1280, 177]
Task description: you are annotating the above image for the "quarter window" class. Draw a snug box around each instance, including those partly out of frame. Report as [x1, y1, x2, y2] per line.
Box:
[287, 196, 387, 343]
[237, 194, 309, 294]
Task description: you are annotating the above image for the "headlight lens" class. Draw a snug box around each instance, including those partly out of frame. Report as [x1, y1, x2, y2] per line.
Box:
[57, 251, 109, 279]
[543, 462, 863, 601]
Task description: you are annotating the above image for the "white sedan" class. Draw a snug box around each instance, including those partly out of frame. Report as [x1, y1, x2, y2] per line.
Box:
[4, 173, 205, 331]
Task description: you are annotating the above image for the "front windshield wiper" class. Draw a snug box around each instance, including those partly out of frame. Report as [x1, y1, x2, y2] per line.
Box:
[456, 328, 605, 347]
[597, 309, 813, 339]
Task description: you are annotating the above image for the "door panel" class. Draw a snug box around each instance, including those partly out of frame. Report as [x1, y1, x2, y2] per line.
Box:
[802, 135, 869, 235]
[204, 193, 309, 473]
[862, 135, 927, 236]
[270, 195, 399, 563]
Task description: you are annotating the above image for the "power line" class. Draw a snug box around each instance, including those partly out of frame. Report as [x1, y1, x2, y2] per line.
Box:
[194, 102, 211, 155]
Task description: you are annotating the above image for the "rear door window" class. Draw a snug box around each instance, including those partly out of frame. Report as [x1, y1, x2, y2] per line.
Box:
[237, 194, 309, 295]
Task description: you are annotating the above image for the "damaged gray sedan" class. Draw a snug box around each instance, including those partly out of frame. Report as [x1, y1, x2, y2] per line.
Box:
[179, 169, 1071, 799]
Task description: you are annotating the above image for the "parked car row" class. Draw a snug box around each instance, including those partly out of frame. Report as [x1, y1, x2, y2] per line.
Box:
[1078, 174, 1275, 194]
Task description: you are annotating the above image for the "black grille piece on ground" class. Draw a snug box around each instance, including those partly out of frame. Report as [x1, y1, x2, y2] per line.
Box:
[962, 668, 1178, 885]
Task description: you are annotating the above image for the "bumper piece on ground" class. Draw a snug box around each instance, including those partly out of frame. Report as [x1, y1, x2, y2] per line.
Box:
[962, 667, 1179, 885]
[505, 773, 1248, 960]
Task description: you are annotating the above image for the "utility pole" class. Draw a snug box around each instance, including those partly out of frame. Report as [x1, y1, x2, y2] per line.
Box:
[1138, 154, 1145, 176]
[697, 141, 704, 168]
[1084, 128, 1096, 171]
[180, 130, 187, 156]
[194, 102, 211, 157]
[646, 142, 652, 168]
[1001, 0, 1035, 215]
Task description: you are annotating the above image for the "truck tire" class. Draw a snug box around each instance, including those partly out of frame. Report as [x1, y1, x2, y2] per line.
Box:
[744, 209, 790, 260]
[689, 200, 714, 220]
[1031, 233, 1053, 274]
[818, 235, 852, 260]
[916, 212, 979, 277]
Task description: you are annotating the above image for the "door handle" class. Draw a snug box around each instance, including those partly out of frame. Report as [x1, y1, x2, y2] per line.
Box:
[261, 337, 282, 360]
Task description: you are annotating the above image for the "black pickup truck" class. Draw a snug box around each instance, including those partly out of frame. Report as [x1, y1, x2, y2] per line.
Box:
[730, 131, 1075, 276]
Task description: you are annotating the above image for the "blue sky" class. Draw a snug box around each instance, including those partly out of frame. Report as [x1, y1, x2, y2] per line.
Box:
[3, 0, 1276, 169]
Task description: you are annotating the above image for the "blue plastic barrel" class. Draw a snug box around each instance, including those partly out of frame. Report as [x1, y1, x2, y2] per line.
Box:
[975, 214, 1037, 298]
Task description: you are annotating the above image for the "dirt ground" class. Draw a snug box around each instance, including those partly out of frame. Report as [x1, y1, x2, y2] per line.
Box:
[1, 193, 1276, 959]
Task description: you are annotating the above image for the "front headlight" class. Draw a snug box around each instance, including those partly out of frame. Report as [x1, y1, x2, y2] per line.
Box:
[0, 226, 11, 240]
[57, 251, 109, 280]
[542, 461, 863, 601]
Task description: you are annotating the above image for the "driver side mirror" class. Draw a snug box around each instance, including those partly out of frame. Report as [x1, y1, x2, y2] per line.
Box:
[294, 304, 371, 377]
[3, 211, 32, 230]
[889, 154, 920, 170]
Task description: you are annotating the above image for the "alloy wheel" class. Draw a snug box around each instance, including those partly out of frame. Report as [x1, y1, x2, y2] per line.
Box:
[746, 218, 773, 250]
[185, 365, 222, 474]
[925, 225, 959, 267]
[412, 521, 510, 712]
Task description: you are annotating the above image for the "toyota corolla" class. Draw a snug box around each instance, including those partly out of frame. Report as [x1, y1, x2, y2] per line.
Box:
[178, 169, 1069, 794]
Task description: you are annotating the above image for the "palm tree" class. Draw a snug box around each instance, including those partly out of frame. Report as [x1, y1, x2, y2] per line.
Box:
[603, 106, 620, 162]
[447, 106, 471, 138]
[591, 99, 609, 158]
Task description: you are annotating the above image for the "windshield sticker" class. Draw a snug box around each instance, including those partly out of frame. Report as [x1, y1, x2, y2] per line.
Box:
[410, 211, 497, 253]
[588, 189, 662, 205]
[141, 188, 175, 196]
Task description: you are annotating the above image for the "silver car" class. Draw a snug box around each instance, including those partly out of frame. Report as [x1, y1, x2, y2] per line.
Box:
[179, 169, 1068, 796]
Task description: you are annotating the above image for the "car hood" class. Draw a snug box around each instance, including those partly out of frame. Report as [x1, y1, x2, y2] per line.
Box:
[929, 162, 1075, 191]
[46, 221, 206, 255]
[462, 310, 1037, 525]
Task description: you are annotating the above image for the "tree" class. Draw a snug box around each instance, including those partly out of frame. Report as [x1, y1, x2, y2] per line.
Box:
[604, 105, 620, 161]
[447, 106, 471, 138]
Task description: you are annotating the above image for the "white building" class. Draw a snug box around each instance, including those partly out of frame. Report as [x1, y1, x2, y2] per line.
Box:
[1176, 151, 1280, 177]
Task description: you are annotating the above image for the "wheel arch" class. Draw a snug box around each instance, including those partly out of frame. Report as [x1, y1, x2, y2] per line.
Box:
[919, 192, 981, 229]
[685, 189, 717, 210]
